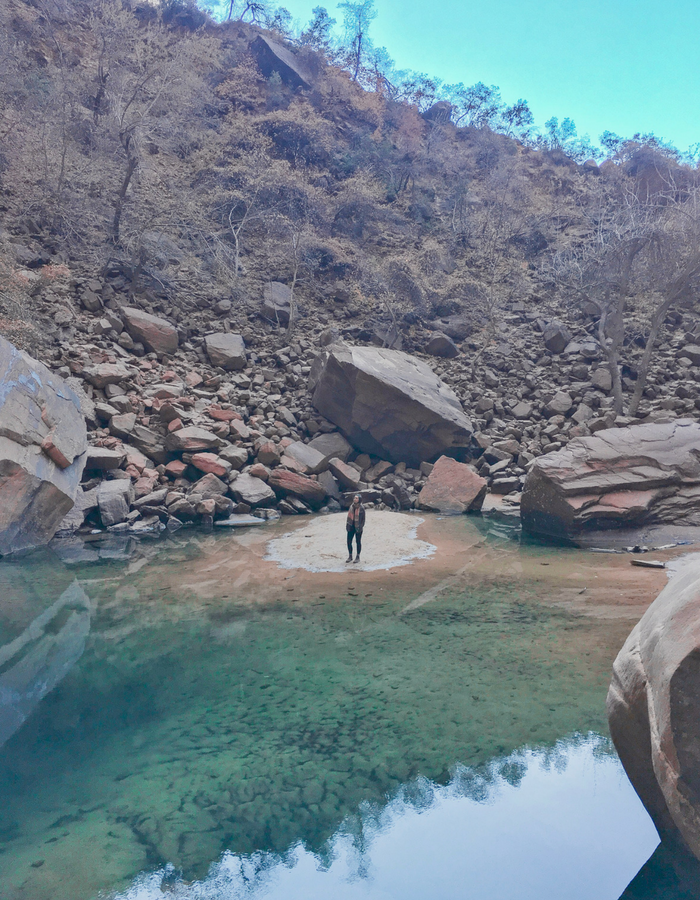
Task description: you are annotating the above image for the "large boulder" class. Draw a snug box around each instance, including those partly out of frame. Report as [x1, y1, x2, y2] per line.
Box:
[0, 336, 87, 554]
[268, 469, 327, 509]
[521, 420, 700, 539]
[608, 559, 700, 861]
[308, 343, 474, 467]
[251, 35, 313, 89]
[417, 455, 487, 514]
[121, 307, 178, 355]
[229, 473, 276, 508]
[261, 282, 291, 325]
[204, 333, 246, 370]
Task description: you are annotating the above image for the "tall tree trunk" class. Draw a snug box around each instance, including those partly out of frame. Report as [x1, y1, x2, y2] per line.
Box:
[112, 156, 137, 243]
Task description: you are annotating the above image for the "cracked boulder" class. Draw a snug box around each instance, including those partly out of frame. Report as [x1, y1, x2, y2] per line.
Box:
[308, 343, 474, 466]
[0, 336, 87, 554]
[521, 419, 700, 538]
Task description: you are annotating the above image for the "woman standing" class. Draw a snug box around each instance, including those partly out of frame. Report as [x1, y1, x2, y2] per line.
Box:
[346, 494, 365, 564]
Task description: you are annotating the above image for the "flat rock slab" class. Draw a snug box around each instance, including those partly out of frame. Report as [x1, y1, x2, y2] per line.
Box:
[265, 510, 435, 573]
[215, 514, 267, 528]
[205, 333, 246, 370]
[521, 419, 700, 538]
[309, 343, 474, 466]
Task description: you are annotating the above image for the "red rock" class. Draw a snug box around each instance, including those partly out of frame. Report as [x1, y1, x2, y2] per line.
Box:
[165, 426, 220, 452]
[121, 307, 178, 355]
[268, 468, 327, 509]
[328, 458, 362, 491]
[417, 455, 486, 514]
[134, 470, 160, 498]
[40, 434, 71, 469]
[249, 463, 270, 481]
[167, 418, 183, 432]
[190, 452, 231, 478]
[608, 560, 700, 859]
[522, 420, 700, 539]
[165, 460, 188, 478]
[257, 441, 281, 466]
[185, 371, 203, 387]
[208, 407, 240, 422]
[196, 498, 216, 516]
[230, 420, 251, 440]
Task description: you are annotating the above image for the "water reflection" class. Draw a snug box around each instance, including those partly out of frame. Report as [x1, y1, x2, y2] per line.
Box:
[114, 735, 658, 900]
[0, 580, 91, 747]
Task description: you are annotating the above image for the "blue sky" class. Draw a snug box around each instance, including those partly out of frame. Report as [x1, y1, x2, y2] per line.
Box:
[277, 0, 699, 152]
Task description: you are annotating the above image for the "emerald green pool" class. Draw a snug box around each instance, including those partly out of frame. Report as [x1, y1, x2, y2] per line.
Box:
[0, 520, 687, 899]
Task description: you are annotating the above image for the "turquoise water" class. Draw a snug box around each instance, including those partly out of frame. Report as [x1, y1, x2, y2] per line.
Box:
[0, 522, 688, 899]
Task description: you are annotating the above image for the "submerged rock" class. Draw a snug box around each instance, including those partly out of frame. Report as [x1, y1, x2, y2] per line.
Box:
[608, 559, 700, 862]
[0, 336, 87, 554]
[521, 420, 700, 538]
[309, 343, 474, 466]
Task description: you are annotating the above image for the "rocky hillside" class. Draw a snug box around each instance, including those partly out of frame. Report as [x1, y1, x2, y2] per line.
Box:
[2, 0, 700, 534]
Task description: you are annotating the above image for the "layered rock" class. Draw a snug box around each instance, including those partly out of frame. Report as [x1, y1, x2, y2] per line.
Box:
[309, 343, 474, 466]
[608, 559, 700, 860]
[521, 420, 700, 538]
[0, 336, 87, 554]
[417, 455, 487, 514]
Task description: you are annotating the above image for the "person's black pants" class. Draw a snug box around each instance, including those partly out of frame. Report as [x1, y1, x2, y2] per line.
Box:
[347, 526, 362, 557]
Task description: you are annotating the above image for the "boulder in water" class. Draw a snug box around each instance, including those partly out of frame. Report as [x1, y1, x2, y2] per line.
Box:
[608, 559, 700, 861]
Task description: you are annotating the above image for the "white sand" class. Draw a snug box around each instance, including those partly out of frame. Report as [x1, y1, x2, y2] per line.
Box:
[265, 511, 436, 573]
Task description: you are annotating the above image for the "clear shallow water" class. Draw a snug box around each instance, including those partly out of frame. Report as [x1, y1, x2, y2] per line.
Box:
[0, 521, 686, 899]
[116, 736, 658, 900]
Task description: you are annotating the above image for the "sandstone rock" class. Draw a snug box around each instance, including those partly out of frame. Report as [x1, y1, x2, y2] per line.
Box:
[166, 426, 220, 452]
[204, 333, 246, 370]
[261, 282, 291, 325]
[308, 432, 353, 464]
[678, 345, 700, 366]
[317, 469, 341, 501]
[543, 322, 571, 354]
[591, 367, 612, 392]
[417, 455, 487, 514]
[129, 424, 166, 462]
[83, 362, 130, 389]
[97, 479, 133, 526]
[121, 307, 178, 355]
[215, 514, 268, 528]
[512, 400, 533, 419]
[545, 391, 573, 416]
[522, 419, 700, 538]
[109, 412, 137, 439]
[219, 445, 248, 470]
[425, 332, 459, 358]
[0, 337, 88, 554]
[309, 344, 474, 466]
[190, 452, 231, 478]
[281, 440, 327, 475]
[55, 486, 99, 533]
[268, 468, 327, 509]
[190, 472, 228, 497]
[257, 441, 281, 466]
[608, 560, 700, 860]
[84, 447, 126, 471]
[328, 457, 362, 491]
[229, 473, 276, 508]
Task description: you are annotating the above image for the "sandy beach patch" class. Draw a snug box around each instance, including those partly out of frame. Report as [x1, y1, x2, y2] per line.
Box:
[265, 510, 436, 572]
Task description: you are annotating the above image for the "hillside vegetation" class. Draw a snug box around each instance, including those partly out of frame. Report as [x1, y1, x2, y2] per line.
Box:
[2, 0, 700, 513]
